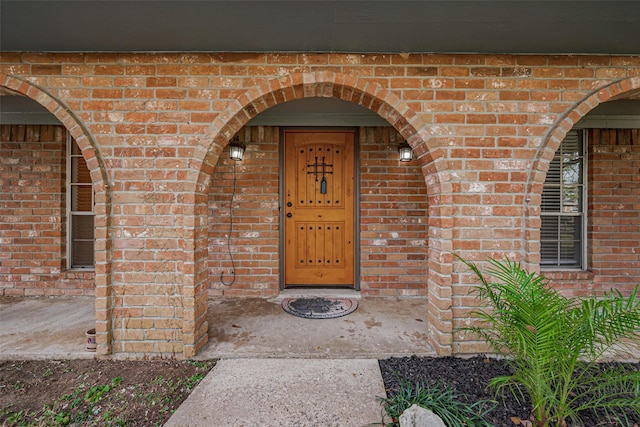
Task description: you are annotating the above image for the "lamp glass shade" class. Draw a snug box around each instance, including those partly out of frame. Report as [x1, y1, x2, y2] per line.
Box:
[398, 143, 413, 162]
[229, 139, 246, 161]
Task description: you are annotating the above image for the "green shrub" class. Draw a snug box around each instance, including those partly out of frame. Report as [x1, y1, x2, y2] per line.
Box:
[380, 378, 494, 427]
[460, 256, 640, 427]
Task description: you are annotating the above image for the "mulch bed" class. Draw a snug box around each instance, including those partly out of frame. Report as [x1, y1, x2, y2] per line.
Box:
[379, 355, 640, 427]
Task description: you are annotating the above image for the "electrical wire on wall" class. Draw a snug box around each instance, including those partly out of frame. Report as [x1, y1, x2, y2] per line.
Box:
[220, 160, 238, 286]
[220, 136, 245, 286]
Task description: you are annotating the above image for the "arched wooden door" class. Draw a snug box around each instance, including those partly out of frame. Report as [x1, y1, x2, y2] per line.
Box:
[283, 130, 355, 287]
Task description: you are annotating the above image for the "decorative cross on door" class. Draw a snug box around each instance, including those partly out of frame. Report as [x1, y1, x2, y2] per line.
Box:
[307, 156, 333, 194]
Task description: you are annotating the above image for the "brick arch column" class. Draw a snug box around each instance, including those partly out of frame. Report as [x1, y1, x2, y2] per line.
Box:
[182, 71, 455, 357]
[523, 76, 640, 271]
[1, 73, 114, 355]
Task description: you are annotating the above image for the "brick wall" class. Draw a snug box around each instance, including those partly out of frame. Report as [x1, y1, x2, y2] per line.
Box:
[0, 124, 94, 296]
[588, 129, 639, 291]
[359, 127, 429, 296]
[208, 126, 281, 297]
[1, 52, 639, 357]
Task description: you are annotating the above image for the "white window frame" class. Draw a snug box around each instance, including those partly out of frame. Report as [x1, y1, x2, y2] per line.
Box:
[540, 129, 588, 270]
[66, 134, 95, 270]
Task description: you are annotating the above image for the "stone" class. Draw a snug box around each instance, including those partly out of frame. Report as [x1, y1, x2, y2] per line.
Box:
[399, 404, 446, 427]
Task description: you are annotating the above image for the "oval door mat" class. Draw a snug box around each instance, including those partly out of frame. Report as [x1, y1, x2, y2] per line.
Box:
[281, 297, 358, 319]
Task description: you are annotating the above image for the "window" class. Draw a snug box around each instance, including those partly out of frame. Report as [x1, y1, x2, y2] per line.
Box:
[67, 135, 94, 269]
[540, 129, 586, 269]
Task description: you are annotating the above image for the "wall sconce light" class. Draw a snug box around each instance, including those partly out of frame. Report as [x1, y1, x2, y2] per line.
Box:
[398, 141, 413, 162]
[228, 135, 246, 161]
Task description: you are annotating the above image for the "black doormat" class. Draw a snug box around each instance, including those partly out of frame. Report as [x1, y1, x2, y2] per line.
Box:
[281, 297, 358, 319]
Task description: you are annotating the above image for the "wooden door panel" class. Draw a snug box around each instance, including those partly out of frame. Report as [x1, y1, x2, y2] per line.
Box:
[284, 131, 355, 287]
[293, 222, 345, 266]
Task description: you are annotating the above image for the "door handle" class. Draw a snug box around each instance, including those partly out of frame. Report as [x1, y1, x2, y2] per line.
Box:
[286, 213, 292, 218]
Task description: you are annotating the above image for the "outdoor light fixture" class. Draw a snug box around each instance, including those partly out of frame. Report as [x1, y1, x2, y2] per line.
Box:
[221, 134, 246, 287]
[398, 141, 413, 162]
[228, 135, 246, 161]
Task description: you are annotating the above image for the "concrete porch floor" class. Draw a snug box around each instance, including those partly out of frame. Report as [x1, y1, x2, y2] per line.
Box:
[197, 291, 436, 359]
[0, 296, 96, 360]
[0, 292, 436, 360]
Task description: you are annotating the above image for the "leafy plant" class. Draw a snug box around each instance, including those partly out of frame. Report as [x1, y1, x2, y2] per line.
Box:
[380, 378, 495, 427]
[54, 410, 71, 425]
[3, 409, 26, 425]
[85, 377, 122, 403]
[460, 256, 640, 427]
[186, 373, 205, 390]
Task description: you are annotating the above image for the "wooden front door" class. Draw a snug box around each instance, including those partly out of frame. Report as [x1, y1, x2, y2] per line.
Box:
[283, 130, 355, 287]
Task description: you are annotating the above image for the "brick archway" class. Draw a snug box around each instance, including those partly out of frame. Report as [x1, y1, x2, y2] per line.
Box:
[0, 73, 114, 355]
[183, 71, 455, 357]
[524, 76, 640, 269]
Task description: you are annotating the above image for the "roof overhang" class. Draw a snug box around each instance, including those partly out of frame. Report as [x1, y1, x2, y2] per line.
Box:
[1, 1, 640, 54]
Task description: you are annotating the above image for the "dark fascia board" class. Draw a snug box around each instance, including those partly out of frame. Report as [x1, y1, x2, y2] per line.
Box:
[1, 1, 640, 54]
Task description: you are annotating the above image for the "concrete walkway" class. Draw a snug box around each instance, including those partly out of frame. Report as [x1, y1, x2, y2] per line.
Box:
[165, 358, 386, 427]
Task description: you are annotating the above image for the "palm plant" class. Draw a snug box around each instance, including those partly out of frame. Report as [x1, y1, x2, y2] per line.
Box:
[459, 256, 640, 427]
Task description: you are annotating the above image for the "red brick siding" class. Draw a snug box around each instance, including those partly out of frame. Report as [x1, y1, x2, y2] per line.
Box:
[359, 127, 429, 296]
[208, 126, 281, 297]
[0, 125, 94, 296]
[1, 52, 639, 357]
[591, 129, 638, 291]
